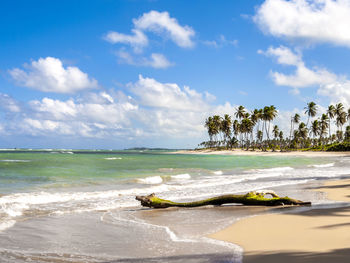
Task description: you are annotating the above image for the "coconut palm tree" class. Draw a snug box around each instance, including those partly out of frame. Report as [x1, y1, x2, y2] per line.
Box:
[310, 120, 320, 139]
[336, 111, 347, 132]
[235, 106, 246, 120]
[273, 125, 279, 140]
[290, 113, 300, 140]
[262, 105, 278, 140]
[304, 102, 317, 126]
[205, 116, 214, 143]
[221, 114, 232, 144]
[319, 114, 329, 143]
[212, 115, 222, 144]
[298, 122, 308, 147]
[327, 105, 336, 137]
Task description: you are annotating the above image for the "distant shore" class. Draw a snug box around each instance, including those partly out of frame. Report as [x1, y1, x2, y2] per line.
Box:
[210, 178, 350, 262]
[175, 148, 350, 157]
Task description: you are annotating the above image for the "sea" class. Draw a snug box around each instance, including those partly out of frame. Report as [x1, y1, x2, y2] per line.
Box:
[0, 149, 349, 263]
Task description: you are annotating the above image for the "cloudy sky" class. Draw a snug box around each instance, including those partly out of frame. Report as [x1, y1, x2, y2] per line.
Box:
[1, 0, 350, 149]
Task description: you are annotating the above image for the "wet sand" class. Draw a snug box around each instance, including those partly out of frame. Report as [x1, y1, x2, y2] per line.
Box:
[210, 179, 350, 262]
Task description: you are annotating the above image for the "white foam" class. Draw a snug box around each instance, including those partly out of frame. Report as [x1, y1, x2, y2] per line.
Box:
[311, 163, 335, 168]
[104, 157, 122, 160]
[0, 220, 16, 232]
[255, 167, 294, 172]
[171, 174, 191, 180]
[213, 170, 223, 175]
[0, 159, 31, 163]
[136, 176, 163, 184]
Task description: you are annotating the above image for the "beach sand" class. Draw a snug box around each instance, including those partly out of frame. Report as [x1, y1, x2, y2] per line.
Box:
[210, 179, 350, 262]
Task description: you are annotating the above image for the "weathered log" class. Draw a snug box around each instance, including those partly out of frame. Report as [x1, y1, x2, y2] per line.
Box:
[135, 191, 311, 209]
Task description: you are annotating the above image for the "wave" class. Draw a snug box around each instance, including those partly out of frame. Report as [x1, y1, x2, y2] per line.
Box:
[254, 166, 294, 172]
[104, 157, 122, 160]
[311, 163, 335, 168]
[213, 170, 223, 175]
[171, 174, 191, 180]
[0, 160, 31, 163]
[136, 176, 163, 184]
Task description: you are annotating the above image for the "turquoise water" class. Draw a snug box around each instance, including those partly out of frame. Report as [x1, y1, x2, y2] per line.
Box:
[0, 150, 328, 193]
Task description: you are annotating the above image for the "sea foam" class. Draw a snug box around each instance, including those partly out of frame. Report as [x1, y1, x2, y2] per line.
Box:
[311, 163, 335, 168]
[136, 176, 163, 184]
[171, 174, 191, 180]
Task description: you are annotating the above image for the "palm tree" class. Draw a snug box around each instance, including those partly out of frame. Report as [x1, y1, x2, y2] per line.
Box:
[212, 115, 222, 144]
[310, 120, 320, 139]
[336, 111, 347, 132]
[290, 113, 300, 140]
[205, 116, 214, 144]
[235, 106, 246, 120]
[304, 101, 317, 126]
[273, 125, 279, 140]
[319, 114, 329, 143]
[327, 105, 336, 137]
[221, 114, 232, 145]
[262, 105, 277, 140]
[298, 122, 308, 148]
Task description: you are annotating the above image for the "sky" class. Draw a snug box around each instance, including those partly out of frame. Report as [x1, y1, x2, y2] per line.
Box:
[1, 0, 350, 149]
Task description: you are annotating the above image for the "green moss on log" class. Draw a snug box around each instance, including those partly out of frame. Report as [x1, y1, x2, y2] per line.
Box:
[135, 191, 311, 209]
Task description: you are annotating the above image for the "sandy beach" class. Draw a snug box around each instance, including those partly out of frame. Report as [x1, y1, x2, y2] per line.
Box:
[210, 178, 350, 262]
[177, 149, 350, 157]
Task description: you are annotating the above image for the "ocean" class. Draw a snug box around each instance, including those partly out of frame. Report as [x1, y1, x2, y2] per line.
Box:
[0, 150, 349, 262]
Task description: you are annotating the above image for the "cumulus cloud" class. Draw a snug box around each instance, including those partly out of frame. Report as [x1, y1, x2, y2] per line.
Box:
[0, 93, 21, 113]
[260, 46, 338, 88]
[116, 51, 173, 68]
[104, 29, 148, 53]
[254, 0, 350, 47]
[260, 46, 350, 106]
[133, 10, 195, 48]
[9, 57, 98, 93]
[128, 75, 213, 111]
[1, 75, 228, 144]
[105, 10, 195, 52]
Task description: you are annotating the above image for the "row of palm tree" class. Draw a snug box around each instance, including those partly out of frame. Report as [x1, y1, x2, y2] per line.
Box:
[201, 102, 350, 151]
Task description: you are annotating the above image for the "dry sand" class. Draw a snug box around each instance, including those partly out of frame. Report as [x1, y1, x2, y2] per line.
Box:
[210, 179, 350, 262]
[176, 149, 350, 157]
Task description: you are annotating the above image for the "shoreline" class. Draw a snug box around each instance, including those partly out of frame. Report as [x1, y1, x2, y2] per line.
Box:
[175, 148, 350, 157]
[210, 178, 350, 262]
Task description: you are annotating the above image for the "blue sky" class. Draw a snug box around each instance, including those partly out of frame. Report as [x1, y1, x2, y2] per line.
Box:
[1, 0, 350, 149]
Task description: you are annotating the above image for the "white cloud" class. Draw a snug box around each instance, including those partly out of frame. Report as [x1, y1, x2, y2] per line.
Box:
[104, 29, 148, 53]
[318, 81, 350, 106]
[261, 46, 350, 106]
[9, 57, 98, 93]
[0, 76, 233, 145]
[255, 0, 350, 47]
[128, 75, 212, 111]
[105, 10, 195, 52]
[258, 46, 301, 65]
[116, 51, 173, 69]
[0, 93, 21, 113]
[133, 10, 195, 48]
[260, 46, 338, 88]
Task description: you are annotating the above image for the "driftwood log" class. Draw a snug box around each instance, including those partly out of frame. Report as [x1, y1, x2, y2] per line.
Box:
[135, 190, 311, 209]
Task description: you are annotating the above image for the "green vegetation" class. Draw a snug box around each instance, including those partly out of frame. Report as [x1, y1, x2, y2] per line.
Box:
[200, 102, 350, 151]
